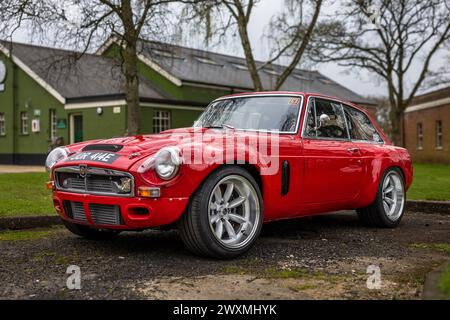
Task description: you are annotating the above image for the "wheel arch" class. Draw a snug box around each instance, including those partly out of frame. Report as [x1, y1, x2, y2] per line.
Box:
[203, 163, 263, 193]
[385, 165, 406, 182]
[357, 162, 407, 209]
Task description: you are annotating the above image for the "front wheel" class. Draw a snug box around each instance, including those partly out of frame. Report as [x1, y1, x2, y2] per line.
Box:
[357, 168, 406, 228]
[178, 166, 263, 259]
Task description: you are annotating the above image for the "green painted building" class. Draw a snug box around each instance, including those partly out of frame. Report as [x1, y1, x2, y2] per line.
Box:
[0, 37, 375, 165]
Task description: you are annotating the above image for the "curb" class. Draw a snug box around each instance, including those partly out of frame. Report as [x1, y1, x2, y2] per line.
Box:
[0, 215, 61, 231]
[406, 200, 450, 215]
[423, 262, 449, 300]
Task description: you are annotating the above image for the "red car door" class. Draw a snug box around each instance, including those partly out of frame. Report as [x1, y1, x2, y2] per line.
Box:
[342, 103, 386, 188]
[300, 97, 363, 204]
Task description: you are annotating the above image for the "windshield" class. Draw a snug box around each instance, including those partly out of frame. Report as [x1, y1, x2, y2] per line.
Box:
[195, 95, 303, 133]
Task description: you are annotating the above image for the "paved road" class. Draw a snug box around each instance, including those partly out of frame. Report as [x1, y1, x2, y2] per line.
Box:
[0, 211, 449, 299]
[0, 165, 45, 173]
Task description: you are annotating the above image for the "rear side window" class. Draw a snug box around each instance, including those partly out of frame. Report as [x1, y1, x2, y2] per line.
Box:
[343, 105, 382, 143]
[304, 98, 349, 140]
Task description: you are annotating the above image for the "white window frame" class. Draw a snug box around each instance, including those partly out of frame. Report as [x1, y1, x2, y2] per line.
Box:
[417, 122, 423, 150]
[436, 120, 443, 149]
[0, 113, 5, 136]
[50, 109, 57, 140]
[20, 112, 28, 135]
[153, 110, 171, 133]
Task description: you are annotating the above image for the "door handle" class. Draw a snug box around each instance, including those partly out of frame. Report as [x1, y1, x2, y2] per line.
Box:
[347, 148, 360, 153]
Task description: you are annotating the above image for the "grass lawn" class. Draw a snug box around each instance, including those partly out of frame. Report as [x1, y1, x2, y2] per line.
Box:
[439, 265, 450, 299]
[0, 172, 54, 217]
[407, 163, 450, 201]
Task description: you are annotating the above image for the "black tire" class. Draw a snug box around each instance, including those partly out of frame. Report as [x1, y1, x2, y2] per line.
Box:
[178, 166, 264, 259]
[62, 219, 121, 240]
[357, 167, 406, 228]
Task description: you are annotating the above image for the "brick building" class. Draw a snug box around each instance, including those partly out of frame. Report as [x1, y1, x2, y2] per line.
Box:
[404, 86, 450, 164]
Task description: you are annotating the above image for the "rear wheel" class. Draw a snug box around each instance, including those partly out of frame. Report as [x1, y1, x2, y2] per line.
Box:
[178, 166, 263, 259]
[62, 220, 121, 240]
[357, 168, 406, 228]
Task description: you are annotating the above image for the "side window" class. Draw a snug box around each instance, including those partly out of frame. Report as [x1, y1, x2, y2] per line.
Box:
[343, 105, 382, 143]
[304, 98, 349, 139]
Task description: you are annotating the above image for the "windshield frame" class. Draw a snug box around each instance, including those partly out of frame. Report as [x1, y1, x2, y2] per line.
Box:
[196, 94, 305, 135]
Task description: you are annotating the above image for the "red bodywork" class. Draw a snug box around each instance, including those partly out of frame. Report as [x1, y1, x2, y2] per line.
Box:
[51, 92, 413, 230]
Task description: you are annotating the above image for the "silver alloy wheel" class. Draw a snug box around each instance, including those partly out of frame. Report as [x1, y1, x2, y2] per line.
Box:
[382, 171, 405, 221]
[208, 175, 260, 249]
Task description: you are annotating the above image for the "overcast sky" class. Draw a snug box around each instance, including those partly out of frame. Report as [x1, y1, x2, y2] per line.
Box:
[184, 0, 448, 98]
[247, 0, 386, 97]
[10, 0, 449, 98]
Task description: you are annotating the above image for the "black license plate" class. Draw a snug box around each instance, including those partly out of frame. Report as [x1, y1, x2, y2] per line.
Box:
[66, 151, 120, 164]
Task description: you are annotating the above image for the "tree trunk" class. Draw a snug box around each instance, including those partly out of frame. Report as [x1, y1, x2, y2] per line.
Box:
[236, 15, 263, 91]
[389, 106, 404, 146]
[121, 0, 140, 136]
[123, 42, 140, 136]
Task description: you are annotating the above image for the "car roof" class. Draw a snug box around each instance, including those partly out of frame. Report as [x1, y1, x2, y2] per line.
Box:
[214, 91, 391, 144]
[217, 91, 364, 110]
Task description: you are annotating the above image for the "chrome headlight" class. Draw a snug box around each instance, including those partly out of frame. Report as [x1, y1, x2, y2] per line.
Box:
[45, 147, 69, 172]
[154, 147, 182, 180]
[137, 147, 182, 180]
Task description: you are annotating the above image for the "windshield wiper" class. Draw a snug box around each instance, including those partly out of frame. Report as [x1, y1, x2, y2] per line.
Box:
[222, 124, 235, 130]
[203, 124, 235, 130]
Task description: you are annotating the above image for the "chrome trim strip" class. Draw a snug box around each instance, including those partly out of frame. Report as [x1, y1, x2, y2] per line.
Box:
[54, 166, 135, 197]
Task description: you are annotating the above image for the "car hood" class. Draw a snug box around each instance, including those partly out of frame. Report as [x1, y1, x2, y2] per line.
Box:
[57, 127, 271, 172]
[55, 128, 282, 170]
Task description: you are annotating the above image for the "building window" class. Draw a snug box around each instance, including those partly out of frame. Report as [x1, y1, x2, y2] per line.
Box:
[0, 113, 5, 136]
[417, 123, 423, 150]
[153, 110, 170, 133]
[436, 120, 443, 149]
[20, 112, 28, 135]
[50, 109, 57, 140]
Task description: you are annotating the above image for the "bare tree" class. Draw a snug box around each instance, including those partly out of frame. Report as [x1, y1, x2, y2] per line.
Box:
[310, 0, 450, 146]
[0, 0, 194, 135]
[184, 0, 323, 91]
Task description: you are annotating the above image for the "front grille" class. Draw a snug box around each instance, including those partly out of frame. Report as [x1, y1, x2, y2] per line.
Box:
[66, 177, 85, 190]
[86, 176, 116, 193]
[55, 166, 133, 197]
[89, 204, 123, 225]
[64, 201, 123, 226]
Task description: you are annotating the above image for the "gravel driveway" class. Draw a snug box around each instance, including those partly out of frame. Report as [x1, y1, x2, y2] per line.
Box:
[0, 210, 449, 300]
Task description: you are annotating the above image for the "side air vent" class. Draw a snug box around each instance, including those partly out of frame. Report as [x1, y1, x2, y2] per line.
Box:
[281, 160, 290, 196]
[82, 144, 123, 152]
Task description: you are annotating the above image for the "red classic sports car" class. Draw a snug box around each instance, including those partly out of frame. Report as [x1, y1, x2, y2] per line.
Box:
[46, 92, 413, 258]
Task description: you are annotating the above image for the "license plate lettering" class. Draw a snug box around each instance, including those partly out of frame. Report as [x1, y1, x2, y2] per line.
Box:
[66, 152, 119, 164]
